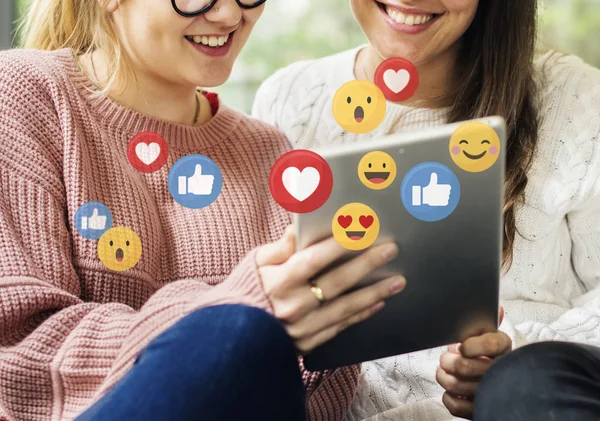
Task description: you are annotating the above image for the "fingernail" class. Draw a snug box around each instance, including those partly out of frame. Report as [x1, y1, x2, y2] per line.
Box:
[372, 302, 385, 312]
[390, 276, 406, 294]
[382, 244, 399, 262]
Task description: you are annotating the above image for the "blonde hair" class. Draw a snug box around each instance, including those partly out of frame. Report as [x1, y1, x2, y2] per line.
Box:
[18, 0, 132, 94]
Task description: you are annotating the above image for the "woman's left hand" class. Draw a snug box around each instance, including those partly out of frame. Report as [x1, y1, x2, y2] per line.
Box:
[436, 308, 512, 419]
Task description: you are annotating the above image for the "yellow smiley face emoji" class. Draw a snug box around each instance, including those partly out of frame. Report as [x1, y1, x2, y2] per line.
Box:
[449, 122, 501, 173]
[332, 203, 380, 251]
[98, 227, 142, 272]
[332, 81, 387, 134]
[358, 151, 397, 190]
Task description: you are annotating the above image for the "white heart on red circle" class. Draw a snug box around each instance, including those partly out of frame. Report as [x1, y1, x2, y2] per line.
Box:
[136, 142, 161, 165]
[383, 69, 411, 94]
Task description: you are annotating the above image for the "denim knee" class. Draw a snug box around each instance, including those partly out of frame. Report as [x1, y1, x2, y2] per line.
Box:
[474, 341, 589, 420]
[138, 304, 296, 370]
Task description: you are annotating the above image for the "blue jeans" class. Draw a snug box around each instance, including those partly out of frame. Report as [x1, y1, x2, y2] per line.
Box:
[475, 341, 600, 420]
[76, 305, 307, 421]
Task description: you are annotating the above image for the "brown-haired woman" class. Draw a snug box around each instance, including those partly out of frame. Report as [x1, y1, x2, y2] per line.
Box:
[253, 0, 600, 419]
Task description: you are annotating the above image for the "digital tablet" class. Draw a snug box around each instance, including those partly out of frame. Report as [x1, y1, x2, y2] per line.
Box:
[296, 116, 506, 371]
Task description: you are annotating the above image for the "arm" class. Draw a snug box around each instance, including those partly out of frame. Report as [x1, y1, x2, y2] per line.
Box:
[0, 54, 270, 421]
[501, 180, 600, 348]
[501, 57, 600, 349]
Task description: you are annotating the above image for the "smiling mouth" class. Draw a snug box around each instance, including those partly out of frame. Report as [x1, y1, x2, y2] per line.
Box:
[463, 151, 487, 160]
[346, 231, 366, 240]
[354, 106, 365, 123]
[365, 172, 390, 184]
[185, 31, 236, 56]
[115, 248, 124, 263]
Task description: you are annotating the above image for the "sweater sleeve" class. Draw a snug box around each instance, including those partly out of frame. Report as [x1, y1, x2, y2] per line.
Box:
[0, 53, 272, 421]
[500, 56, 600, 349]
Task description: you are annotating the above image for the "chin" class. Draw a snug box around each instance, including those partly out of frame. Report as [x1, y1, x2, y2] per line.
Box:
[197, 68, 233, 88]
[372, 40, 427, 65]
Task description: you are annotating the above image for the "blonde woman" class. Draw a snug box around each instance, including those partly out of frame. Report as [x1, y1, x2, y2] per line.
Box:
[0, 0, 409, 420]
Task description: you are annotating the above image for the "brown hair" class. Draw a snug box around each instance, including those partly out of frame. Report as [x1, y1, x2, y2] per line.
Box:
[447, 0, 540, 271]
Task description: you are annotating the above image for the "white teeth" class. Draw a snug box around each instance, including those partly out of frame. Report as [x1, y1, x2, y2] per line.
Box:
[189, 34, 230, 47]
[385, 5, 434, 26]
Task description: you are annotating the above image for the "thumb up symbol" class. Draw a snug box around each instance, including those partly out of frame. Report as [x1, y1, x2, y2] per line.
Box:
[81, 208, 107, 230]
[412, 172, 452, 207]
[178, 164, 215, 196]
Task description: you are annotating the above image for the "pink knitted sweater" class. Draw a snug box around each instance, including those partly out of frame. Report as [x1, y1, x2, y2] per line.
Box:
[0, 48, 359, 421]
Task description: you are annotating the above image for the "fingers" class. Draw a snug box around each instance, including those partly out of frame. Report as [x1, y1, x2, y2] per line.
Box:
[439, 351, 492, 379]
[499, 306, 505, 325]
[461, 331, 512, 359]
[289, 274, 406, 339]
[255, 225, 295, 266]
[442, 392, 473, 420]
[311, 242, 399, 300]
[294, 301, 386, 354]
[436, 366, 479, 397]
[448, 343, 461, 354]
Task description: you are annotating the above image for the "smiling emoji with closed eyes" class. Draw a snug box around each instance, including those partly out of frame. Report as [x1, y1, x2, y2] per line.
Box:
[449, 122, 501, 173]
[98, 227, 142, 272]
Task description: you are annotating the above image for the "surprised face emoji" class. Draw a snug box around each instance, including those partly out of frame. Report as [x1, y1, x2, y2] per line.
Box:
[332, 80, 387, 134]
[97, 227, 142, 272]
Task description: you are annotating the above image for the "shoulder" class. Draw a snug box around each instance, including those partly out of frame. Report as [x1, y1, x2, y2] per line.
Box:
[258, 47, 359, 97]
[0, 48, 68, 94]
[534, 50, 600, 111]
[532, 51, 600, 210]
[252, 47, 360, 124]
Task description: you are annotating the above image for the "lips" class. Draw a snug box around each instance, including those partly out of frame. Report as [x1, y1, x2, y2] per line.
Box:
[346, 231, 366, 240]
[115, 248, 124, 262]
[365, 172, 390, 184]
[354, 106, 364, 123]
[463, 150, 487, 160]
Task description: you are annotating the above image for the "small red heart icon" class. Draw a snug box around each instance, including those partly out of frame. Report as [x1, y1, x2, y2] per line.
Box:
[359, 215, 374, 229]
[338, 215, 353, 229]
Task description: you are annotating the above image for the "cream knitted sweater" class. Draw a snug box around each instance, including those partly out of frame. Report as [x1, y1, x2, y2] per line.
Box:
[252, 47, 600, 420]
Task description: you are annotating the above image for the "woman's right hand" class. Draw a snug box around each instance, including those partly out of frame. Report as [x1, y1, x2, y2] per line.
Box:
[255, 226, 406, 354]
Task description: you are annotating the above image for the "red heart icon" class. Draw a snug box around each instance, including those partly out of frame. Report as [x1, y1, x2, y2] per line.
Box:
[337, 215, 353, 229]
[359, 215, 374, 229]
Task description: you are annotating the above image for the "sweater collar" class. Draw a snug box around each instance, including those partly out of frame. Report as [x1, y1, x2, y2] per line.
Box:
[57, 48, 242, 150]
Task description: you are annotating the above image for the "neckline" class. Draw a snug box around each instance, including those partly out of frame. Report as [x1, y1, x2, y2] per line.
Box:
[56, 48, 242, 149]
[345, 45, 451, 115]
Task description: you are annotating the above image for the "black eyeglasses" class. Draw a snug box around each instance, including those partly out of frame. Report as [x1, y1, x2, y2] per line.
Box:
[172, 0, 267, 17]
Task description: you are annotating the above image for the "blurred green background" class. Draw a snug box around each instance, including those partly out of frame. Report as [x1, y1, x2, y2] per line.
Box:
[13, 0, 600, 112]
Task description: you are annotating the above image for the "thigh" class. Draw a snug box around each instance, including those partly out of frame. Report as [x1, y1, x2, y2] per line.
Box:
[475, 341, 600, 421]
[76, 304, 307, 421]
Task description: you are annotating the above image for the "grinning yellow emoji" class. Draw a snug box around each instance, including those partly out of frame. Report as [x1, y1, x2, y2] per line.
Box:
[98, 227, 142, 272]
[332, 203, 380, 251]
[358, 151, 397, 190]
[449, 122, 501, 173]
[332, 81, 387, 134]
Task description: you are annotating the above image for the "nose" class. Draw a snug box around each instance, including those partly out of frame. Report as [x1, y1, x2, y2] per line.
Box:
[204, 0, 243, 27]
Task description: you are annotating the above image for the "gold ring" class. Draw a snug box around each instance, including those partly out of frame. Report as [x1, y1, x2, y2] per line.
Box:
[310, 284, 326, 305]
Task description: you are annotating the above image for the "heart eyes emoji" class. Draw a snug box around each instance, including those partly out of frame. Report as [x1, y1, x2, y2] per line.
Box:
[359, 215, 374, 229]
[332, 203, 380, 251]
[337, 215, 374, 229]
[337, 215, 353, 229]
